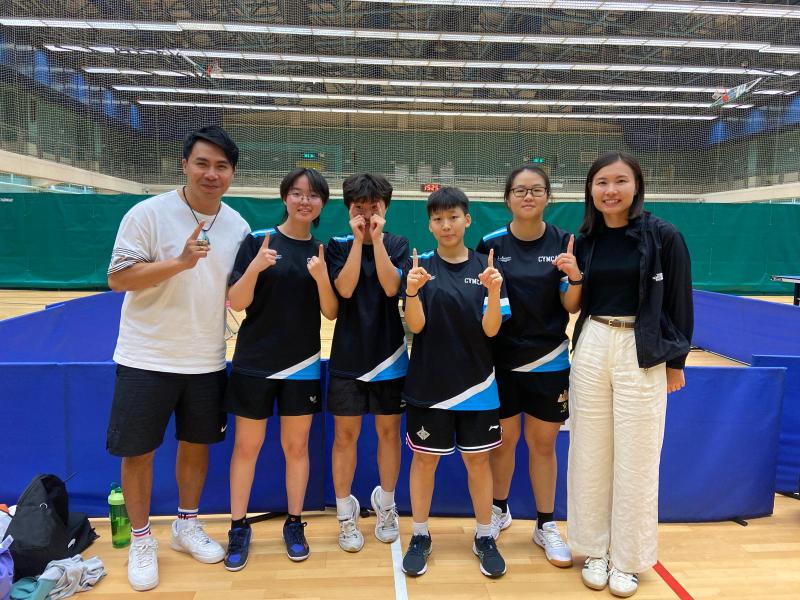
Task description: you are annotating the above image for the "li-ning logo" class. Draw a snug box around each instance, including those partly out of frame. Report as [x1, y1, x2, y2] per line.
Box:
[496, 256, 512, 263]
[488, 425, 500, 431]
[417, 426, 430, 441]
[652, 272, 664, 282]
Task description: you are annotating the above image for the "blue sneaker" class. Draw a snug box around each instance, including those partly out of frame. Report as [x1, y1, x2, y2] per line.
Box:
[402, 534, 432, 577]
[224, 527, 252, 572]
[283, 520, 310, 562]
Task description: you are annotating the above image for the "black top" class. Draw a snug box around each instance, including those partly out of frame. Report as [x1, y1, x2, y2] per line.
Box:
[476, 223, 571, 371]
[402, 249, 511, 410]
[229, 227, 322, 380]
[326, 232, 409, 381]
[573, 212, 694, 369]
[583, 225, 640, 317]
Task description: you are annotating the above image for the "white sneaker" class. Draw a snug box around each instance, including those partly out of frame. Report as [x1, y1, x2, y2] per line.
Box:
[170, 519, 225, 563]
[532, 521, 573, 567]
[490, 504, 512, 539]
[609, 567, 639, 597]
[582, 554, 610, 590]
[128, 537, 159, 591]
[338, 495, 365, 552]
[370, 486, 399, 543]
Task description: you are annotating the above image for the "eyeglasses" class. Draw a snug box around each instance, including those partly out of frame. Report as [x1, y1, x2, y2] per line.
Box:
[510, 186, 548, 199]
[287, 190, 323, 203]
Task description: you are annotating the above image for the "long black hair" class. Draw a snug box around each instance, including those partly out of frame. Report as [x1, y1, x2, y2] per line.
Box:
[579, 151, 645, 237]
[503, 164, 551, 207]
[279, 168, 330, 228]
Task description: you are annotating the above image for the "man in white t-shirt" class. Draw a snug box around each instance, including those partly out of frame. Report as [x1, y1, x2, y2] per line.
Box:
[106, 126, 250, 592]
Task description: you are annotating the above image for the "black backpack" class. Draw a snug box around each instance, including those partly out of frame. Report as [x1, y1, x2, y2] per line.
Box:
[5, 474, 98, 581]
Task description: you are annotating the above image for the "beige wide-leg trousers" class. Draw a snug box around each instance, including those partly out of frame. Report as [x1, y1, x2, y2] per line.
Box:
[567, 318, 667, 573]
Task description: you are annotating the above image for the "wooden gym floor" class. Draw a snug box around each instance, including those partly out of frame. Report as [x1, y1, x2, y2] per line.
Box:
[3, 291, 799, 598]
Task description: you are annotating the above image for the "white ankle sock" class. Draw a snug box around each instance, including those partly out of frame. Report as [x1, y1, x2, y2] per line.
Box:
[475, 522, 493, 539]
[336, 495, 355, 519]
[379, 487, 395, 508]
[412, 521, 429, 537]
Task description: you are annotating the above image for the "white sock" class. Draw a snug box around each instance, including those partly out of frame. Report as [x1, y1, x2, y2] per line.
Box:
[336, 495, 356, 519]
[379, 487, 395, 508]
[475, 522, 493, 539]
[412, 521, 429, 537]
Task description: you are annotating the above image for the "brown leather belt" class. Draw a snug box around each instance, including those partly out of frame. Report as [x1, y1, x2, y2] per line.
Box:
[590, 315, 635, 329]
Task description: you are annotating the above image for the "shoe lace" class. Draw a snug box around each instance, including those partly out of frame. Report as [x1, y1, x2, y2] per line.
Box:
[287, 521, 308, 546]
[407, 534, 428, 555]
[476, 535, 500, 557]
[377, 504, 399, 530]
[228, 528, 248, 553]
[540, 525, 568, 549]
[610, 567, 638, 584]
[585, 556, 609, 575]
[183, 521, 214, 546]
[132, 538, 157, 569]
[339, 518, 359, 539]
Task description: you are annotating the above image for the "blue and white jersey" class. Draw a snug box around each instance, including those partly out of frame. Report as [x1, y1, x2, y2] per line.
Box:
[402, 249, 511, 410]
[476, 223, 572, 372]
[228, 227, 322, 380]
[326, 232, 409, 381]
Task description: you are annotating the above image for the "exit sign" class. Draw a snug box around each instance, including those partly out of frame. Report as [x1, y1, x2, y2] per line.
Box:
[531, 156, 545, 164]
[301, 152, 319, 159]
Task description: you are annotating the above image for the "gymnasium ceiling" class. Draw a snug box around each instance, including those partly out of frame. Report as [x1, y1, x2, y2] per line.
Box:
[2, 0, 800, 127]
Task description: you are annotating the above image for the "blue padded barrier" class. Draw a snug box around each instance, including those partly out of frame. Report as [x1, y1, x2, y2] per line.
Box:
[0, 292, 122, 362]
[752, 356, 800, 494]
[693, 290, 800, 363]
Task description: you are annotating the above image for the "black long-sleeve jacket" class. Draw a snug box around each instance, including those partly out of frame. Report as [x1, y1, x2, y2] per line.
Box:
[573, 211, 694, 369]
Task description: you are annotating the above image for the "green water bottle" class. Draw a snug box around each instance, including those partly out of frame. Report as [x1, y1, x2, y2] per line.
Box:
[108, 483, 131, 549]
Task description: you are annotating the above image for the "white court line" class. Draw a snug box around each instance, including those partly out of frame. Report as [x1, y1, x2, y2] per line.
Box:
[391, 537, 409, 600]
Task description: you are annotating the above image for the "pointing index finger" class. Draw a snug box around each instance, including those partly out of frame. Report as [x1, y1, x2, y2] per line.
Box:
[412, 247, 418, 269]
[567, 234, 574, 255]
[318, 243, 325, 259]
[191, 221, 205, 240]
[488, 248, 494, 269]
[261, 232, 270, 249]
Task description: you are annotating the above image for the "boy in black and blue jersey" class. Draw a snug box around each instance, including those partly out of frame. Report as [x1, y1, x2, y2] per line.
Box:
[401, 187, 510, 579]
[325, 173, 409, 552]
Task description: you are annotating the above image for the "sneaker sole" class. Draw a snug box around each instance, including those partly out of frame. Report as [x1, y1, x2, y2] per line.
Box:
[582, 575, 609, 591]
[170, 540, 224, 564]
[610, 586, 638, 598]
[339, 538, 365, 553]
[224, 559, 248, 572]
[287, 551, 310, 562]
[129, 577, 159, 592]
[472, 544, 507, 578]
[370, 487, 399, 543]
[532, 533, 573, 568]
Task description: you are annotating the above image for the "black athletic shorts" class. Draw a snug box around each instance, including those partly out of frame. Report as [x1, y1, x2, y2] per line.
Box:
[225, 370, 321, 419]
[405, 404, 501, 455]
[495, 368, 570, 422]
[327, 375, 406, 416]
[106, 364, 228, 457]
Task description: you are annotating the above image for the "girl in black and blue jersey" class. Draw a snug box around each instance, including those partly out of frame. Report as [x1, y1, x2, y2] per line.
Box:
[477, 166, 581, 568]
[222, 168, 338, 570]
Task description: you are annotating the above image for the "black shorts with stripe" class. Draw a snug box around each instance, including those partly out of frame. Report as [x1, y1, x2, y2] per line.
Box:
[405, 404, 501, 455]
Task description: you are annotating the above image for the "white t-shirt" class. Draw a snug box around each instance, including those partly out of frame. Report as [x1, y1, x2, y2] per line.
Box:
[109, 190, 250, 373]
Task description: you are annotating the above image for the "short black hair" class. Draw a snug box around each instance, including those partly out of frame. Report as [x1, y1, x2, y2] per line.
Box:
[342, 172, 393, 208]
[426, 186, 469, 217]
[183, 126, 239, 168]
[580, 151, 645, 237]
[279, 168, 330, 228]
[503, 165, 552, 206]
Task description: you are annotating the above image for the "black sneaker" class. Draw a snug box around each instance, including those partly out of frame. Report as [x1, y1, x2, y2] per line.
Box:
[402, 534, 432, 577]
[473, 535, 506, 578]
[224, 527, 252, 572]
[283, 521, 310, 562]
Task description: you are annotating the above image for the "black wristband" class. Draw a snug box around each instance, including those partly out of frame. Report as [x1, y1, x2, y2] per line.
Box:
[405, 290, 419, 297]
[568, 275, 584, 285]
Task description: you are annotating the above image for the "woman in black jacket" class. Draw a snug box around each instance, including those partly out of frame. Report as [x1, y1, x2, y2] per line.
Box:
[556, 152, 692, 598]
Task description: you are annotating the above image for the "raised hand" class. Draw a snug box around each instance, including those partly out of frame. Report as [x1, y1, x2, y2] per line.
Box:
[406, 248, 432, 295]
[479, 248, 503, 294]
[307, 243, 328, 281]
[350, 214, 367, 243]
[250, 232, 278, 273]
[369, 213, 386, 241]
[552, 234, 581, 281]
[179, 221, 210, 269]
